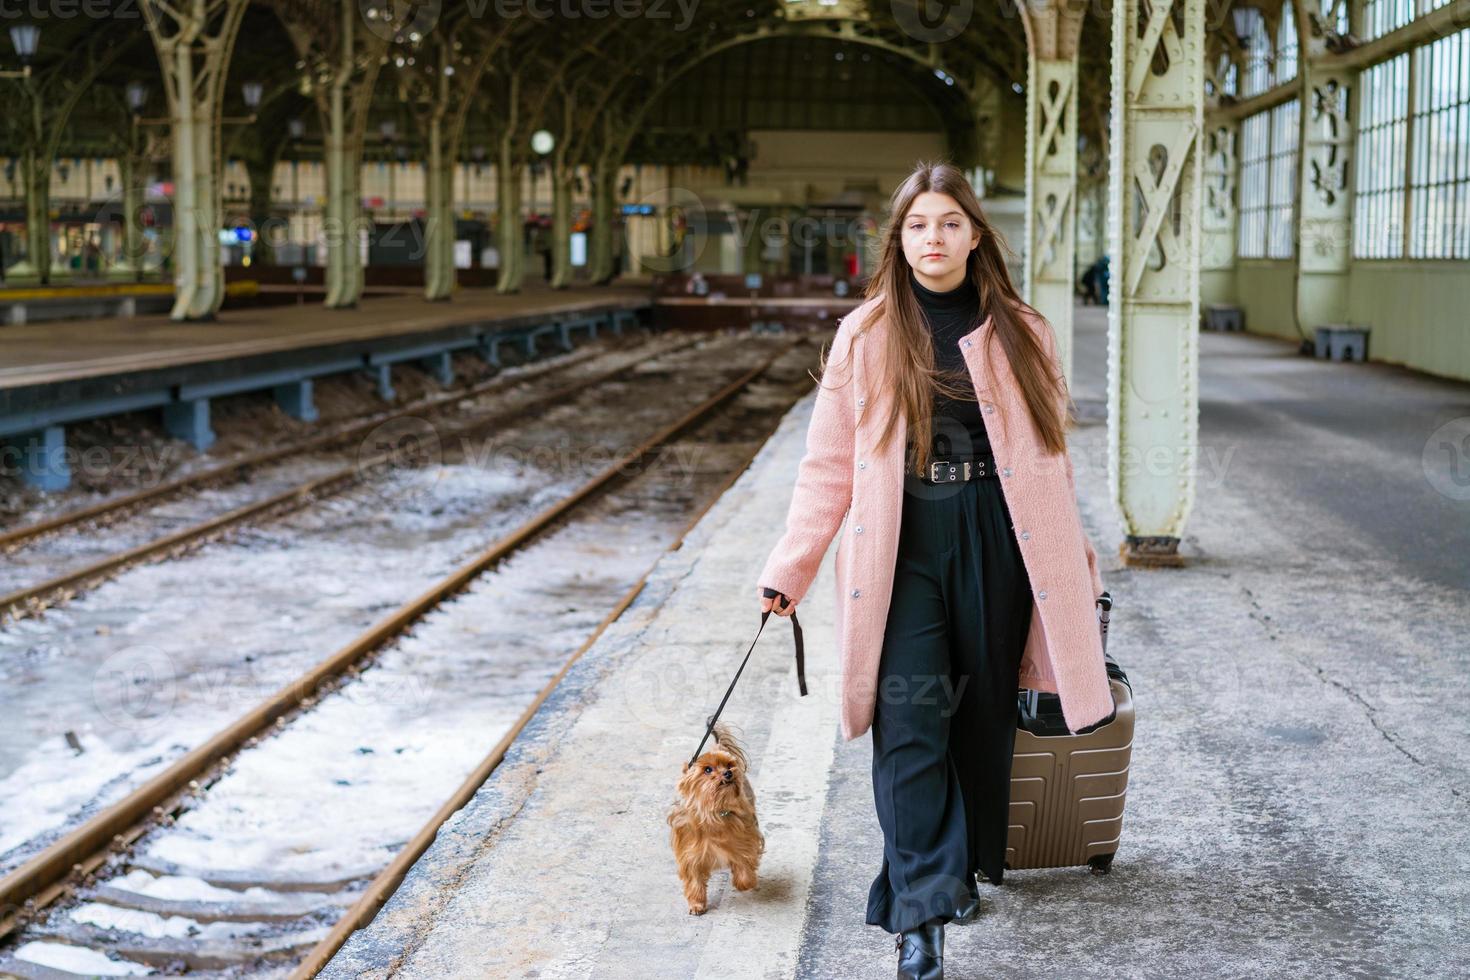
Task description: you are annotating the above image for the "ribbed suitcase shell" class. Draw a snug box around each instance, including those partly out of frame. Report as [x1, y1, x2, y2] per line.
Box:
[1005, 673, 1134, 874]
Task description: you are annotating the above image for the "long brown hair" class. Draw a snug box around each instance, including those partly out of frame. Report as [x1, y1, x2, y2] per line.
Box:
[822, 160, 1072, 477]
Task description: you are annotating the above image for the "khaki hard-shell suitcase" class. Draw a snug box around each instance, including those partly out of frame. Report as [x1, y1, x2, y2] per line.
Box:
[1005, 595, 1133, 875]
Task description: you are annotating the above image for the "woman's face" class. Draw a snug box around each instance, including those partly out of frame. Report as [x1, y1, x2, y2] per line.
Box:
[900, 190, 981, 290]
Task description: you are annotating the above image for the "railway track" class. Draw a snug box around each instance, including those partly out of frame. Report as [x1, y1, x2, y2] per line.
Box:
[0, 332, 817, 979]
[0, 333, 705, 624]
[0, 334, 677, 546]
[0, 331, 762, 882]
[0, 336, 634, 554]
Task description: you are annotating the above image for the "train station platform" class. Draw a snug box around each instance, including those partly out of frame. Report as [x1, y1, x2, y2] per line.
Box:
[0, 284, 648, 390]
[320, 307, 1469, 978]
[0, 284, 650, 490]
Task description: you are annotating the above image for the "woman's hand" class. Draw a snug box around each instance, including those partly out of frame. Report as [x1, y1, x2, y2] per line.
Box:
[760, 586, 796, 618]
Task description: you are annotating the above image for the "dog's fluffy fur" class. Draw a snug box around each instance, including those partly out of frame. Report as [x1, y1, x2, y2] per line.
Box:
[668, 722, 765, 914]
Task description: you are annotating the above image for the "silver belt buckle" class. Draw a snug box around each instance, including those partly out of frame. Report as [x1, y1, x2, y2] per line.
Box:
[928, 459, 958, 483]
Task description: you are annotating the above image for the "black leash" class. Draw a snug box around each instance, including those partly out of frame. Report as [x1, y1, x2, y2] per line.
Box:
[686, 588, 806, 769]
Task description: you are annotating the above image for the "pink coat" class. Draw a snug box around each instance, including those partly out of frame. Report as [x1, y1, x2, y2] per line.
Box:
[755, 293, 1113, 741]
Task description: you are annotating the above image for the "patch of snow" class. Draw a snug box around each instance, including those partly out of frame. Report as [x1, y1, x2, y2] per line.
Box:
[13, 940, 154, 974]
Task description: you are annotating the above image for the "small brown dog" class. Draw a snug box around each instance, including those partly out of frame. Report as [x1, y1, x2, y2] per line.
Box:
[668, 722, 765, 915]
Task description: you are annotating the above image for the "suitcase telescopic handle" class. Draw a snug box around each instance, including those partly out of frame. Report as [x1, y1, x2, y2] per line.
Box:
[1017, 592, 1118, 734]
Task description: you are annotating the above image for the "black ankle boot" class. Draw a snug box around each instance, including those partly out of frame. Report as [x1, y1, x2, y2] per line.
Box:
[952, 884, 981, 925]
[894, 918, 943, 979]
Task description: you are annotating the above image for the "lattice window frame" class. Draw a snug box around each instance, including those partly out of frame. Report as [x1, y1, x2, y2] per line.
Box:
[1353, 53, 1410, 259]
[1237, 99, 1301, 259]
[1408, 28, 1470, 260]
[1278, 1, 1299, 85]
[1238, 110, 1272, 257]
[1267, 99, 1302, 258]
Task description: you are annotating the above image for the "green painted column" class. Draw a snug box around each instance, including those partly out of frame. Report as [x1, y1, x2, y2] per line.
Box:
[141, 0, 247, 321]
[1200, 120, 1239, 306]
[549, 162, 573, 289]
[5, 147, 50, 286]
[281, 0, 385, 310]
[1294, 60, 1355, 333]
[106, 144, 147, 282]
[421, 41, 460, 304]
[1024, 56, 1081, 384]
[1107, 0, 1205, 566]
[323, 78, 346, 307]
[345, 145, 366, 306]
[168, 39, 201, 320]
[1019, 1, 1086, 385]
[424, 109, 453, 301]
[547, 90, 575, 290]
[496, 140, 524, 295]
[438, 152, 456, 299]
[588, 152, 618, 284]
[968, 71, 1002, 196]
[495, 68, 524, 296]
[193, 94, 224, 318]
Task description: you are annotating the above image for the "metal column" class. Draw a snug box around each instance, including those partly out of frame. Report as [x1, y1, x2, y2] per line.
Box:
[1107, 0, 1205, 565]
[141, 0, 248, 322]
[1200, 120, 1239, 304]
[1020, 2, 1085, 384]
[1294, 51, 1356, 334]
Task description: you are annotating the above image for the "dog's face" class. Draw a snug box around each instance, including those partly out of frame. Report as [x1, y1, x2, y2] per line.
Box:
[677, 748, 745, 813]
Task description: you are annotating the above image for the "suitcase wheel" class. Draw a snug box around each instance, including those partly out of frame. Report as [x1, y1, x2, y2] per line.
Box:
[1087, 853, 1115, 876]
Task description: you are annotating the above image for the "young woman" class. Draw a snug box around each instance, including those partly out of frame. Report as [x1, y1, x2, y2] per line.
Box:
[755, 162, 1111, 979]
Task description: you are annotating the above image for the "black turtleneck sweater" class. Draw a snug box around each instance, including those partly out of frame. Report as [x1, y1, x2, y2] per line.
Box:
[908, 267, 990, 460]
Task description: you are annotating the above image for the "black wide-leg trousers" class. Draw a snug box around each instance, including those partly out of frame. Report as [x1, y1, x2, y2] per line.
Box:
[865, 472, 1034, 935]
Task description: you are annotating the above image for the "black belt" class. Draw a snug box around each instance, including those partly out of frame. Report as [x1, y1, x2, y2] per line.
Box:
[922, 452, 998, 483]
